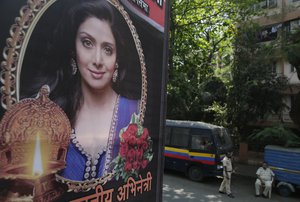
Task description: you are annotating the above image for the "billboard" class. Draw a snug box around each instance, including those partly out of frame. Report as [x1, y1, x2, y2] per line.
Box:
[0, 0, 169, 201]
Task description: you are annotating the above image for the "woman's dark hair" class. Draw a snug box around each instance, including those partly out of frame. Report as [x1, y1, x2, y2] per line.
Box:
[21, 0, 141, 125]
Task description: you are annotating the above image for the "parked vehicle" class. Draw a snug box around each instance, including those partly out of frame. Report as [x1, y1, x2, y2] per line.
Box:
[164, 119, 233, 181]
[264, 145, 300, 197]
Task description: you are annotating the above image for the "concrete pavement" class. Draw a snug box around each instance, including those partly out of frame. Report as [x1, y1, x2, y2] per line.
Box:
[233, 162, 259, 178]
[163, 170, 300, 202]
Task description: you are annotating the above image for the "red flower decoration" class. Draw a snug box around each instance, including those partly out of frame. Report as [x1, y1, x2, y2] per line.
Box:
[125, 161, 132, 172]
[141, 159, 148, 169]
[112, 114, 153, 181]
[119, 143, 128, 158]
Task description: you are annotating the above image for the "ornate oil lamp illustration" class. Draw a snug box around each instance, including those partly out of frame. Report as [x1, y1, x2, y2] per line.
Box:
[0, 85, 71, 201]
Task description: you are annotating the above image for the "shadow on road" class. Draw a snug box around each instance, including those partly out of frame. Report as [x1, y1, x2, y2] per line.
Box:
[163, 169, 300, 202]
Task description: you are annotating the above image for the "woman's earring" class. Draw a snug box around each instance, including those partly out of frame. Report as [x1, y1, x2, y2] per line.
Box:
[70, 57, 78, 75]
[112, 63, 119, 83]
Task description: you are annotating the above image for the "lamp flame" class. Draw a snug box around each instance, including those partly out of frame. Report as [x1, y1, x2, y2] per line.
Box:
[32, 134, 43, 176]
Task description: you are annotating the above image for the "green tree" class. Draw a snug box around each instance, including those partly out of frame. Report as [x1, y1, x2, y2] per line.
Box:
[282, 29, 300, 128]
[167, 0, 258, 123]
[248, 125, 300, 148]
[228, 22, 288, 140]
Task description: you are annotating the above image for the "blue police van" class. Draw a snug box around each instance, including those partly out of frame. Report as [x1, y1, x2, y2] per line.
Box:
[164, 119, 233, 181]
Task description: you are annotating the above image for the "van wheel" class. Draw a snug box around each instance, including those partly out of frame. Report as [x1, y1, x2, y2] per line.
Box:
[188, 166, 203, 181]
[278, 185, 292, 197]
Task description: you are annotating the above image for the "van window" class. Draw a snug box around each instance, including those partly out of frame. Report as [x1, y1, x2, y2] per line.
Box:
[165, 127, 171, 145]
[170, 127, 189, 147]
[190, 128, 211, 136]
[191, 135, 213, 151]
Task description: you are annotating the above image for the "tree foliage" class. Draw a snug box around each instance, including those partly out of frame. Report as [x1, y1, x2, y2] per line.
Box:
[168, 0, 257, 123]
[167, 0, 297, 145]
[227, 22, 288, 139]
[282, 29, 300, 128]
[248, 125, 300, 148]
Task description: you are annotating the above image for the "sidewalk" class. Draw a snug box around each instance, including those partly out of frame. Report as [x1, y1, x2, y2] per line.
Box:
[233, 153, 263, 178]
[234, 162, 258, 178]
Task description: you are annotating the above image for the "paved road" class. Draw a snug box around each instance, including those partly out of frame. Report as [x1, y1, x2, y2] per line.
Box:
[163, 170, 300, 202]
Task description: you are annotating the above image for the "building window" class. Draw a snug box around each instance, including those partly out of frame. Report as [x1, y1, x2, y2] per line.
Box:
[261, 0, 267, 8]
[261, 0, 277, 9]
[258, 24, 281, 42]
[268, 0, 277, 8]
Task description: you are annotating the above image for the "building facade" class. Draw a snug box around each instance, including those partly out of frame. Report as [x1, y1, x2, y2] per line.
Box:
[253, 0, 300, 127]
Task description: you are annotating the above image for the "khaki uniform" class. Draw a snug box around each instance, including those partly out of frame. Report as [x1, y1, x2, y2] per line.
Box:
[219, 156, 233, 195]
[255, 167, 274, 196]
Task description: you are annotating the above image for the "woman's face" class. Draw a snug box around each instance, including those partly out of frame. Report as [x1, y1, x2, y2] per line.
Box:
[75, 17, 117, 92]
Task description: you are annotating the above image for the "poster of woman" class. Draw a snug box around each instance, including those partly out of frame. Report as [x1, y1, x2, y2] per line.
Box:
[0, 0, 168, 201]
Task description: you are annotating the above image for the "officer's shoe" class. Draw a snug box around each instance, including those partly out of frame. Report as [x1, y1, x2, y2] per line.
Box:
[228, 193, 235, 198]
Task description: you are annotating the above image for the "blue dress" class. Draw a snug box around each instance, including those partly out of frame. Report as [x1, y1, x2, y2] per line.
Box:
[59, 96, 139, 181]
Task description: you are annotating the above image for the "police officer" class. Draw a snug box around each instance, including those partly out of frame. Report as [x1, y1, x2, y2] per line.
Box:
[219, 151, 234, 198]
